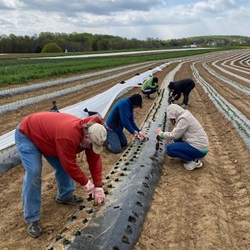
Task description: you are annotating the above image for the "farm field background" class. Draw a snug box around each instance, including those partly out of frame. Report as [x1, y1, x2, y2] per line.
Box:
[0, 49, 249, 250]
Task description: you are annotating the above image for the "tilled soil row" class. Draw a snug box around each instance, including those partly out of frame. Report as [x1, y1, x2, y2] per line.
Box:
[136, 52, 250, 250]
[206, 60, 250, 88]
[0, 50, 249, 250]
[194, 62, 250, 118]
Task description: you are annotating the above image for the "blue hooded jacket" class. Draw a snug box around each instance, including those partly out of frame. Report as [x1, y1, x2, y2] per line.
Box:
[105, 97, 140, 134]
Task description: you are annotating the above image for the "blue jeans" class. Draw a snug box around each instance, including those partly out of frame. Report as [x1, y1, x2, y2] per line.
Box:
[166, 141, 207, 161]
[15, 126, 75, 223]
[106, 130, 127, 154]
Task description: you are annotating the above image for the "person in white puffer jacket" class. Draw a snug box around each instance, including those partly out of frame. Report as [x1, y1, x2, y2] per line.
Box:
[156, 104, 209, 170]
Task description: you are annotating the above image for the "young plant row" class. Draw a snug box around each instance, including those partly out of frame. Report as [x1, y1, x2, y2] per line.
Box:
[0, 62, 156, 115]
[202, 62, 250, 96]
[0, 61, 153, 97]
[191, 63, 250, 149]
[0, 49, 219, 86]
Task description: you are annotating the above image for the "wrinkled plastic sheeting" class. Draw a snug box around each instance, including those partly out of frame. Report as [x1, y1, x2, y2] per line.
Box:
[0, 63, 162, 116]
[67, 80, 170, 250]
[0, 145, 21, 176]
[68, 138, 167, 250]
[0, 131, 21, 176]
[0, 64, 165, 176]
[61, 66, 164, 118]
[0, 130, 16, 151]
[48, 63, 180, 250]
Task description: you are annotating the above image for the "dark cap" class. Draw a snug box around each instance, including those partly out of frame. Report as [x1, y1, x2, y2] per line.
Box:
[129, 94, 143, 109]
[168, 82, 175, 89]
[153, 77, 158, 83]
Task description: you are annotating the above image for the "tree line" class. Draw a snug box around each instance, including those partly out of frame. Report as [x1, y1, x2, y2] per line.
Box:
[0, 32, 249, 53]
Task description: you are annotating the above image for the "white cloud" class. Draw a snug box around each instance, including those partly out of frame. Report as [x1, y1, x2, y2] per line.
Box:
[0, 0, 24, 9]
[0, 0, 249, 40]
[194, 0, 237, 13]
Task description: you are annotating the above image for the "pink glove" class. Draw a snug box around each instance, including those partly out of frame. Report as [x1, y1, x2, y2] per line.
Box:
[83, 180, 95, 196]
[156, 128, 162, 135]
[93, 187, 105, 205]
[139, 131, 148, 139]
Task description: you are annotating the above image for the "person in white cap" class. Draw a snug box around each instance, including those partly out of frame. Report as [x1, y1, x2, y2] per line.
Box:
[15, 111, 107, 238]
[156, 104, 209, 170]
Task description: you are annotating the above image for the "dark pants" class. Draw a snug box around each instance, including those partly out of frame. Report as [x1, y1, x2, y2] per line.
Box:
[182, 84, 195, 105]
[142, 87, 157, 97]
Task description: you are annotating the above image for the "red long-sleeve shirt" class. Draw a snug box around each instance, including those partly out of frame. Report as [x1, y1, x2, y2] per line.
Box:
[19, 111, 103, 186]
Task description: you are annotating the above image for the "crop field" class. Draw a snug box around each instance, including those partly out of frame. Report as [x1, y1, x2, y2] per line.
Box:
[0, 49, 249, 250]
[0, 48, 217, 86]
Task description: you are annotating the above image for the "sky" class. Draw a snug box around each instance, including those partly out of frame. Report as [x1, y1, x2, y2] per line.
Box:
[0, 0, 249, 40]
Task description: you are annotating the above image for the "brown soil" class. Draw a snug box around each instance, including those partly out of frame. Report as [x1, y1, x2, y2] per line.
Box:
[0, 50, 249, 250]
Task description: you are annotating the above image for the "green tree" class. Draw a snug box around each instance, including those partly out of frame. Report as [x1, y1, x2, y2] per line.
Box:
[41, 42, 63, 53]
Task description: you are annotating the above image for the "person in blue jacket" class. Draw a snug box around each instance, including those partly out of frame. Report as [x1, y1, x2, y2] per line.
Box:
[168, 78, 195, 108]
[104, 93, 148, 153]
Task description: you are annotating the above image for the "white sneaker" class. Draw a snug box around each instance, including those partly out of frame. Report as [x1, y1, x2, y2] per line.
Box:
[183, 160, 203, 171]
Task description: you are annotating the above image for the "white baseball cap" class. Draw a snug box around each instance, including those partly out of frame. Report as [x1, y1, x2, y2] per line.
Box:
[88, 123, 107, 154]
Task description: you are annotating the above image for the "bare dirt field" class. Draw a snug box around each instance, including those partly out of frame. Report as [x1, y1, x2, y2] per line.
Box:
[0, 50, 249, 250]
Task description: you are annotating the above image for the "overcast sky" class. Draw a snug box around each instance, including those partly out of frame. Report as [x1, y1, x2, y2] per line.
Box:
[0, 0, 249, 40]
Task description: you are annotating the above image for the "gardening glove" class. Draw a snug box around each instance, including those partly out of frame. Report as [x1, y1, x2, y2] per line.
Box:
[93, 187, 105, 205]
[156, 128, 165, 139]
[156, 128, 161, 135]
[133, 131, 139, 138]
[139, 131, 148, 140]
[83, 180, 95, 196]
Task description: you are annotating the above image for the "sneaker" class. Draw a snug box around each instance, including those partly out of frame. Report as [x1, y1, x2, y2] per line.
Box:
[183, 160, 203, 171]
[27, 220, 42, 238]
[181, 104, 187, 109]
[56, 195, 83, 205]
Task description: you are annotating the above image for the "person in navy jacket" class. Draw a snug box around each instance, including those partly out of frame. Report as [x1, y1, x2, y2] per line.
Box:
[104, 94, 148, 153]
[168, 78, 195, 108]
